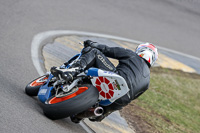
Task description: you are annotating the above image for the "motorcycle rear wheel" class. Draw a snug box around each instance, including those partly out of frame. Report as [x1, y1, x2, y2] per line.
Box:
[42, 84, 99, 120]
[25, 75, 48, 96]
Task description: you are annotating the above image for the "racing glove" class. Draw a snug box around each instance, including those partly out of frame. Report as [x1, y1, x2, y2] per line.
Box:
[83, 40, 98, 48]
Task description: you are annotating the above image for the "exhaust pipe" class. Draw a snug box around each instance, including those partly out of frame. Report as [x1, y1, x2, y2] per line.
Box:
[75, 107, 104, 119]
[93, 107, 104, 116]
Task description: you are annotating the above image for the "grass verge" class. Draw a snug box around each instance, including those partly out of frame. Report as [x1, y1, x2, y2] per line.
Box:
[120, 67, 200, 133]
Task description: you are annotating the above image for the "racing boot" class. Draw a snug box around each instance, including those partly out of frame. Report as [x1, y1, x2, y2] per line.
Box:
[50, 66, 82, 83]
[50, 66, 61, 78]
[70, 115, 82, 123]
[61, 67, 82, 82]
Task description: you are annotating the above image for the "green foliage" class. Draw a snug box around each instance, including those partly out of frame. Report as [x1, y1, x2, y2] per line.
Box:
[136, 68, 200, 133]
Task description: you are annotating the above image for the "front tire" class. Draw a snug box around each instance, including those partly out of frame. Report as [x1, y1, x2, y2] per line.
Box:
[42, 84, 99, 120]
[25, 75, 48, 96]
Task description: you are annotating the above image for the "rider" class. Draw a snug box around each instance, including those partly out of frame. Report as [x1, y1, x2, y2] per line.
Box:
[51, 40, 158, 122]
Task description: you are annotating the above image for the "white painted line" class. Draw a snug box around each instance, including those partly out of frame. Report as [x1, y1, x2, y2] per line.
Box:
[79, 121, 95, 133]
[31, 34, 45, 75]
[156, 46, 200, 61]
[32, 30, 200, 64]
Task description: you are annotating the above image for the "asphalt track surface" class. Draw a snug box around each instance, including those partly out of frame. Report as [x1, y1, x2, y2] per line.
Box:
[1, 0, 200, 132]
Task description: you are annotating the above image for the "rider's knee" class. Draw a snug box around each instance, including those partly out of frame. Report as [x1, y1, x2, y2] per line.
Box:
[82, 47, 101, 55]
[81, 46, 93, 54]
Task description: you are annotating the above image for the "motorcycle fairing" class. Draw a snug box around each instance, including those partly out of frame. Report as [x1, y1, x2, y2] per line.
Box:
[88, 68, 130, 106]
[38, 74, 54, 103]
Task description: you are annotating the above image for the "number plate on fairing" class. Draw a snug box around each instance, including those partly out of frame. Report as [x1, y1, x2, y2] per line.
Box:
[38, 89, 47, 95]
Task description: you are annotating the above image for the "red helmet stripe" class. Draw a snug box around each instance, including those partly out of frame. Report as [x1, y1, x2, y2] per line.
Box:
[147, 44, 156, 52]
[148, 57, 151, 63]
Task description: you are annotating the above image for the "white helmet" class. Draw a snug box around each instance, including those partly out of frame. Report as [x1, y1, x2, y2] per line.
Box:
[135, 43, 158, 67]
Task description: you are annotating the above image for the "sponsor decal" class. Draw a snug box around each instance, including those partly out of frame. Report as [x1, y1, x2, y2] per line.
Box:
[95, 77, 114, 99]
[97, 55, 113, 70]
[38, 89, 47, 95]
[139, 53, 144, 57]
[103, 71, 115, 75]
[113, 80, 121, 90]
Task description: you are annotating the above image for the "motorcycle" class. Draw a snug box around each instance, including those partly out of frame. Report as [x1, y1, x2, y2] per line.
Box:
[25, 44, 129, 122]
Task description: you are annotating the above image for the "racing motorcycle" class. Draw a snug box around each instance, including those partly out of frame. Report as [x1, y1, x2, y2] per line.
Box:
[25, 44, 129, 122]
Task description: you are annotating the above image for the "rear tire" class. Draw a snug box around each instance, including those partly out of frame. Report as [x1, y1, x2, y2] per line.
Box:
[42, 84, 99, 120]
[25, 75, 48, 96]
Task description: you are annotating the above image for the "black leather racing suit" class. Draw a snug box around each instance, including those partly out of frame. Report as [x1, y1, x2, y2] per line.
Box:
[72, 43, 150, 111]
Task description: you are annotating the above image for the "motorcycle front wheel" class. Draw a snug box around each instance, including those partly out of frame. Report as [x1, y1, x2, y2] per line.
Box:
[25, 75, 48, 96]
[42, 84, 99, 120]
